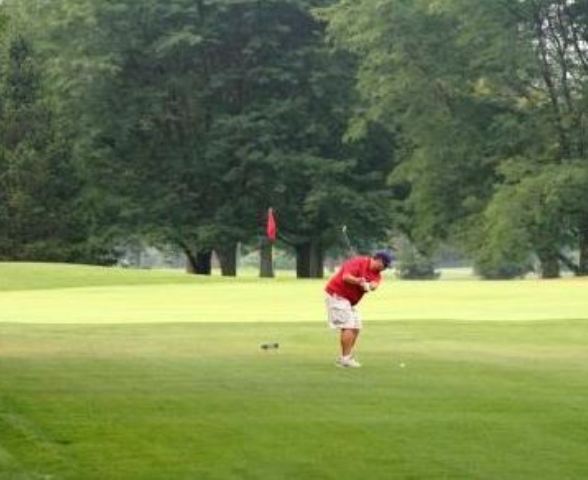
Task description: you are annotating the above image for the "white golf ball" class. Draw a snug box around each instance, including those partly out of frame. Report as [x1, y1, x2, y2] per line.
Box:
[399, 362, 406, 368]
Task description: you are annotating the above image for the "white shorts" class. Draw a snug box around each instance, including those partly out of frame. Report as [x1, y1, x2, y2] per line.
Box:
[325, 294, 362, 330]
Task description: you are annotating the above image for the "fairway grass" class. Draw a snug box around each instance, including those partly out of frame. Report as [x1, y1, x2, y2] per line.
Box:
[1, 263, 588, 479]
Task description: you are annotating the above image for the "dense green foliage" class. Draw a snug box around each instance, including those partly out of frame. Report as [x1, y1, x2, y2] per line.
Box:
[3, 0, 395, 277]
[0, 21, 89, 261]
[322, 0, 588, 278]
[2, 1, 588, 278]
[394, 237, 440, 280]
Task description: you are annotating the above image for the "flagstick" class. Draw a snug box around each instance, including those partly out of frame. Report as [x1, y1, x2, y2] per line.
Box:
[259, 236, 275, 278]
[260, 207, 277, 278]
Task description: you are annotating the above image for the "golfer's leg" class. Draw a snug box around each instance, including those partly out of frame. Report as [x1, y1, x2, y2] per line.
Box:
[340, 329, 355, 356]
[350, 329, 360, 351]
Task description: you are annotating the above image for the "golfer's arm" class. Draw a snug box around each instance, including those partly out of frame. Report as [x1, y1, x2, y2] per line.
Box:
[342, 274, 365, 286]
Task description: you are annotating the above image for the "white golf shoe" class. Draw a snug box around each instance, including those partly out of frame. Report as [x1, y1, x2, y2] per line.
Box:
[336, 356, 361, 368]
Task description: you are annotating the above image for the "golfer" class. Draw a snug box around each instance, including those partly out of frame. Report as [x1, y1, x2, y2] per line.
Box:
[325, 251, 394, 367]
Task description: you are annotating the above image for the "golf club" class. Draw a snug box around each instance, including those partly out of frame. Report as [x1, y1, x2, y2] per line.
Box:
[341, 225, 357, 257]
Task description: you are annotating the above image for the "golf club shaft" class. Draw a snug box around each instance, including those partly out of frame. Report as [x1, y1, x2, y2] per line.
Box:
[341, 225, 357, 257]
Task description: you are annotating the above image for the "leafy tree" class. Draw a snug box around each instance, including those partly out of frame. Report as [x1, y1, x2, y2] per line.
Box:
[0, 21, 94, 262]
[394, 236, 439, 280]
[322, 0, 588, 278]
[35, 0, 395, 277]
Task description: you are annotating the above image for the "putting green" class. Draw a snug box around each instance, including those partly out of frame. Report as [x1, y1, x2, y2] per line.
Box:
[0, 263, 586, 324]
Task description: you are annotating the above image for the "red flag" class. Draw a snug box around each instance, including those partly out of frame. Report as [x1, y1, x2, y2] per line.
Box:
[266, 208, 277, 242]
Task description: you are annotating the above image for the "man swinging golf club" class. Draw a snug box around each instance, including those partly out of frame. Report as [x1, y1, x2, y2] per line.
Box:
[325, 251, 394, 368]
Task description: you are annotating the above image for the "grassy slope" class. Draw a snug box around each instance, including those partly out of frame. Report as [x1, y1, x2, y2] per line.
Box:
[0, 262, 220, 291]
[1, 263, 587, 479]
[0, 263, 297, 292]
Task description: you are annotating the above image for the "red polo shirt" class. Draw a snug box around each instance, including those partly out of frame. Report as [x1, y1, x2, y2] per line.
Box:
[325, 256, 381, 306]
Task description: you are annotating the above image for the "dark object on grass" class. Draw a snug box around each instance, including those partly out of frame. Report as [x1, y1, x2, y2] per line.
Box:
[260, 342, 279, 350]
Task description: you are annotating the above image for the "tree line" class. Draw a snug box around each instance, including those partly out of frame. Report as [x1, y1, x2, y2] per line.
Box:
[322, 0, 588, 278]
[1, 0, 587, 279]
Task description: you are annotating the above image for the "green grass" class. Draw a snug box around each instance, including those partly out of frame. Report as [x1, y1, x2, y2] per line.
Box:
[1, 263, 588, 479]
[0, 262, 219, 291]
[0, 263, 296, 292]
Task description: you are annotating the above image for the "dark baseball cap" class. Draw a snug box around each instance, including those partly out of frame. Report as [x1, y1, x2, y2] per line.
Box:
[374, 250, 395, 268]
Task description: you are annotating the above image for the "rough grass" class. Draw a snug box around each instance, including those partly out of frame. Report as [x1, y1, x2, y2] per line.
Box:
[1, 263, 587, 479]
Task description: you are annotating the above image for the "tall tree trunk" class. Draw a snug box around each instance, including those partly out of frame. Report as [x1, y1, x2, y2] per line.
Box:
[579, 224, 588, 276]
[194, 251, 212, 275]
[296, 243, 311, 278]
[217, 243, 237, 277]
[259, 239, 274, 278]
[296, 240, 324, 278]
[537, 248, 561, 279]
[309, 238, 324, 278]
[182, 245, 198, 274]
